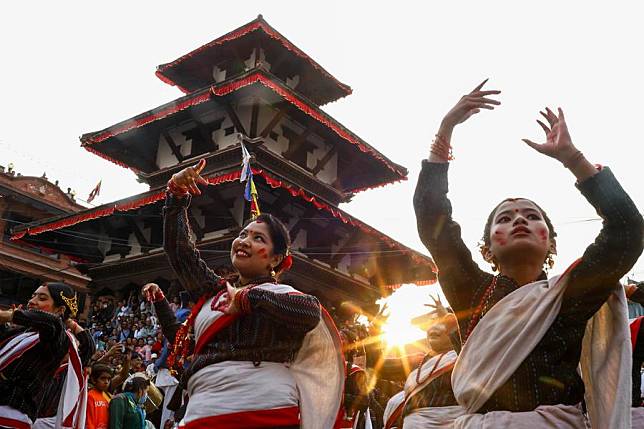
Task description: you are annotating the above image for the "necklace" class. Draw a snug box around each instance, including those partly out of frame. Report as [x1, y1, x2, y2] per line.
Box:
[464, 275, 498, 344]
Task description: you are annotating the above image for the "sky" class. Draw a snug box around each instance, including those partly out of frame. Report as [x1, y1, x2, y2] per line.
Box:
[1, 1, 643, 284]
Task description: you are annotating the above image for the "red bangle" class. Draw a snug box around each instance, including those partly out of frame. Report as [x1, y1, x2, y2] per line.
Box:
[430, 134, 454, 161]
[167, 179, 189, 198]
[152, 290, 165, 302]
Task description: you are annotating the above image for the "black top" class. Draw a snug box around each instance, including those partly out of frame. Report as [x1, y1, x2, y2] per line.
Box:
[159, 193, 321, 377]
[35, 330, 95, 418]
[414, 162, 644, 412]
[0, 310, 95, 421]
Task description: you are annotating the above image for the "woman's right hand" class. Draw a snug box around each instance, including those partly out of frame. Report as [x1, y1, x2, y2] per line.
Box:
[142, 283, 162, 302]
[168, 158, 209, 196]
[440, 79, 501, 132]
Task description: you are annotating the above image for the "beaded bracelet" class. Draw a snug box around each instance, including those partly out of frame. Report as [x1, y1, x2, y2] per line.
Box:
[430, 134, 454, 161]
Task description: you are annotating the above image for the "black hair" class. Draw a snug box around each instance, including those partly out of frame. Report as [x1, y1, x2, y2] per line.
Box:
[90, 364, 113, 382]
[480, 198, 557, 270]
[44, 282, 76, 321]
[179, 291, 191, 308]
[123, 376, 149, 393]
[243, 213, 292, 271]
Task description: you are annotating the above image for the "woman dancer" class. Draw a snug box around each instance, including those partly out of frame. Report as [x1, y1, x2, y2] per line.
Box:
[414, 80, 643, 427]
[0, 282, 94, 428]
[384, 297, 462, 429]
[142, 159, 344, 429]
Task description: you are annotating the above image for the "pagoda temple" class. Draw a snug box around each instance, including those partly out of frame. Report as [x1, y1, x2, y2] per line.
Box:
[11, 15, 435, 310]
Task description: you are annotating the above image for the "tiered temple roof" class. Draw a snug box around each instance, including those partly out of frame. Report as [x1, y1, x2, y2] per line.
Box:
[11, 16, 435, 305]
[154, 15, 352, 105]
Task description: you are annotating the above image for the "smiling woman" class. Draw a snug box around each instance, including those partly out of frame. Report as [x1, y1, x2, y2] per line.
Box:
[0, 282, 95, 428]
[141, 159, 344, 429]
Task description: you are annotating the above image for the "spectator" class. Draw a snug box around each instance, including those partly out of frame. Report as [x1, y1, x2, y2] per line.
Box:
[118, 322, 132, 343]
[174, 291, 192, 323]
[109, 376, 150, 429]
[168, 297, 180, 313]
[87, 364, 113, 429]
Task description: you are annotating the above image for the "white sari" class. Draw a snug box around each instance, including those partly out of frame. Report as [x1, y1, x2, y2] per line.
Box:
[451, 265, 631, 428]
[383, 351, 463, 429]
[179, 282, 344, 429]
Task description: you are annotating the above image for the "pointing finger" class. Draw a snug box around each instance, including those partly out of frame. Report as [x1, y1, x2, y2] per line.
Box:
[193, 159, 207, 175]
[471, 78, 489, 93]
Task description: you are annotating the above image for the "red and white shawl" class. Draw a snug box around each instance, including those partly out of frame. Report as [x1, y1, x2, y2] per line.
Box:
[0, 329, 87, 429]
[180, 282, 344, 429]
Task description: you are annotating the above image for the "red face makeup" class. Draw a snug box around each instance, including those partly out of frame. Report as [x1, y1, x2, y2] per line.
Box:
[487, 199, 552, 268]
[230, 221, 276, 279]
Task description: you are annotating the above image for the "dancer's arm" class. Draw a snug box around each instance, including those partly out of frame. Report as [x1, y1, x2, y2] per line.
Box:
[67, 319, 96, 365]
[5, 308, 67, 344]
[562, 167, 643, 318]
[243, 289, 321, 331]
[142, 283, 182, 343]
[164, 160, 223, 300]
[223, 283, 321, 332]
[414, 80, 500, 312]
[523, 108, 644, 319]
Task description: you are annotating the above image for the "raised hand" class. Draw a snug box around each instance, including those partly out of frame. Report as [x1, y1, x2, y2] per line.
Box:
[142, 283, 163, 302]
[169, 158, 209, 196]
[440, 79, 501, 131]
[424, 294, 448, 318]
[522, 107, 578, 163]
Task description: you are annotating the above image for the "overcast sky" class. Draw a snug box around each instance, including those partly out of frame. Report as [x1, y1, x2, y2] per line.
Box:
[1, 1, 642, 282]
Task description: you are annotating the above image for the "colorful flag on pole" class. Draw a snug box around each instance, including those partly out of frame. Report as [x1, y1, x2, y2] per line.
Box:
[87, 180, 101, 203]
[240, 143, 260, 219]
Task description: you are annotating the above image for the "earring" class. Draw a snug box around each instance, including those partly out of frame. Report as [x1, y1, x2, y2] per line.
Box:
[545, 254, 555, 271]
[270, 269, 276, 278]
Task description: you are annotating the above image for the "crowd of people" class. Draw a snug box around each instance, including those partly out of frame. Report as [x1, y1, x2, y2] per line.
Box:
[1, 80, 643, 428]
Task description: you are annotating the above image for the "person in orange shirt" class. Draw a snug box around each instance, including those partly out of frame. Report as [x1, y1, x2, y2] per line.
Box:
[86, 363, 113, 429]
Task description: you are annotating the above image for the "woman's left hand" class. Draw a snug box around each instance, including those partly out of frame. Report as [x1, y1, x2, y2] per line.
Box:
[66, 318, 83, 334]
[425, 295, 448, 318]
[522, 107, 579, 163]
[220, 283, 240, 315]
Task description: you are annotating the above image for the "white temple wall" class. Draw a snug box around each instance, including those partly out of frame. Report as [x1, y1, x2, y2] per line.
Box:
[156, 123, 194, 169]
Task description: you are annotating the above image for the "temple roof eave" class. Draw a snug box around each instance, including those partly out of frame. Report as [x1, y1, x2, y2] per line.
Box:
[155, 16, 352, 105]
[80, 70, 407, 192]
[10, 168, 436, 276]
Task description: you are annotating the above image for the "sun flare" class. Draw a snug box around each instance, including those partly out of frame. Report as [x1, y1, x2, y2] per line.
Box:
[377, 283, 446, 349]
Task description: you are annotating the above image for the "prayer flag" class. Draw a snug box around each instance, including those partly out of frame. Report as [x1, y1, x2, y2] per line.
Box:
[87, 180, 101, 203]
[240, 143, 260, 219]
